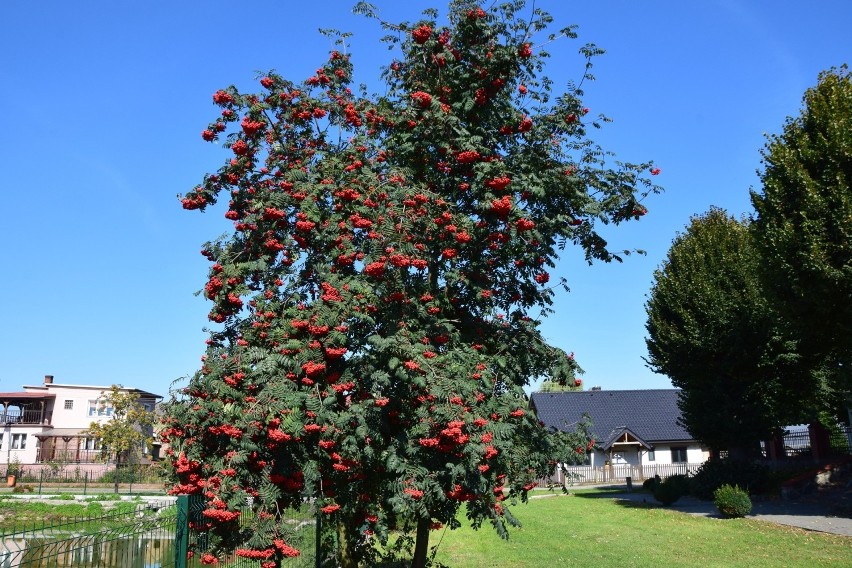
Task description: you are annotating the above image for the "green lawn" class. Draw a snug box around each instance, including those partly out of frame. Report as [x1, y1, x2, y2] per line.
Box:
[430, 493, 852, 567]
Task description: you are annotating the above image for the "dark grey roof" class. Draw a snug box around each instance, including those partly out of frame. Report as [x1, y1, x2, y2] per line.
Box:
[600, 426, 653, 451]
[530, 389, 694, 443]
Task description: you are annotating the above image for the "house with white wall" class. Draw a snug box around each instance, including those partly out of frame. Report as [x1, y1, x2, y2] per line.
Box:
[530, 388, 709, 484]
[0, 375, 161, 468]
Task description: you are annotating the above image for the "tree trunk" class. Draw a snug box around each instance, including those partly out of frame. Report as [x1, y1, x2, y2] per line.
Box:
[411, 518, 430, 568]
[114, 453, 120, 494]
[336, 522, 357, 568]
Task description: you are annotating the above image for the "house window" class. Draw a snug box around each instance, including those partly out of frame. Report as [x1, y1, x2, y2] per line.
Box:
[647, 450, 656, 462]
[64, 400, 74, 410]
[88, 402, 114, 417]
[11, 434, 27, 450]
[83, 438, 101, 451]
[671, 446, 688, 463]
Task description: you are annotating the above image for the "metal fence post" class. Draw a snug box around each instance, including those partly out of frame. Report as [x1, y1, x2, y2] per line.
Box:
[83, 471, 88, 496]
[315, 504, 321, 568]
[175, 495, 189, 568]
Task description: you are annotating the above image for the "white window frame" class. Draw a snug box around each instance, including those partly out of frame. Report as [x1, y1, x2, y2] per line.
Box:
[11, 433, 27, 450]
[88, 401, 114, 417]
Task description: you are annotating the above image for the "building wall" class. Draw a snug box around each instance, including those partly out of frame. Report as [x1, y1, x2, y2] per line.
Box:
[33, 385, 113, 429]
[639, 444, 709, 465]
[1, 424, 40, 465]
[587, 443, 709, 468]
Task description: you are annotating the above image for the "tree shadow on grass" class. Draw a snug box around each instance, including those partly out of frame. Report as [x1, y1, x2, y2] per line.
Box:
[568, 487, 649, 499]
[569, 489, 712, 513]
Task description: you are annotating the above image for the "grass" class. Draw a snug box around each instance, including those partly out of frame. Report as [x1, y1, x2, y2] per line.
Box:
[428, 492, 851, 567]
[0, 497, 148, 531]
[1, 489, 848, 566]
[0, 500, 109, 529]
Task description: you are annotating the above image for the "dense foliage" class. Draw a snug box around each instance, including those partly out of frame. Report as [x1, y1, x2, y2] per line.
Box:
[537, 363, 584, 392]
[652, 475, 687, 506]
[750, 66, 852, 422]
[87, 386, 156, 494]
[162, 2, 658, 566]
[689, 458, 771, 500]
[645, 208, 794, 456]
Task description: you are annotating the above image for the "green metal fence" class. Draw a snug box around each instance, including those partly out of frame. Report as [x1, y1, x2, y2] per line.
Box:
[4, 463, 164, 486]
[0, 500, 177, 567]
[176, 495, 318, 568]
[0, 496, 319, 567]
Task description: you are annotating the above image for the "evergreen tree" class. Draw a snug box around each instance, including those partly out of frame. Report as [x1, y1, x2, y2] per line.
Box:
[162, 2, 659, 565]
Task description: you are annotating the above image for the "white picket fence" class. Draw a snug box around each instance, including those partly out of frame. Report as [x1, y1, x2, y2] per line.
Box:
[538, 462, 702, 487]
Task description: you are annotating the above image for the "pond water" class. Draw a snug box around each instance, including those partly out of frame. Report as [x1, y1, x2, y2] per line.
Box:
[0, 536, 175, 568]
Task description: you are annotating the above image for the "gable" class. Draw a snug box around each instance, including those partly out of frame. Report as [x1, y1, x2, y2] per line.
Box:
[530, 389, 695, 444]
[600, 426, 653, 450]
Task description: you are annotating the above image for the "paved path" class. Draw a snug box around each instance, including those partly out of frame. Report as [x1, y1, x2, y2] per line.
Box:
[608, 491, 852, 537]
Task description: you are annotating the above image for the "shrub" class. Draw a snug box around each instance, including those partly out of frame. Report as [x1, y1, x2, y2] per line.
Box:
[667, 474, 692, 494]
[101, 469, 137, 484]
[100, 465, 161, 484]
[714, 484, 752, 518]
[643, 476, 661, 492]
[690, 459, 771, 499]
[653, 476, 684, 506]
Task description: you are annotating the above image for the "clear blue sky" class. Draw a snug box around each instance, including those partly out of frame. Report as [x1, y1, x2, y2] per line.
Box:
[1, 1, 848, 398]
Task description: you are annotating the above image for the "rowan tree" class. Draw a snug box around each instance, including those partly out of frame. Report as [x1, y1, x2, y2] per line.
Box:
[162, 2, 659, 566]
[537, 354, 584, 392]
[750, 66, 852, 421]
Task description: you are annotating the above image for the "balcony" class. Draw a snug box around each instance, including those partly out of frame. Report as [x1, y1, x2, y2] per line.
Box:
[0, 392, 54, 426]
[1, 409, 52, 425]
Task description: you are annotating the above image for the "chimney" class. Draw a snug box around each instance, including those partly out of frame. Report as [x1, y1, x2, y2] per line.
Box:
[44, 375, 54, 384]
